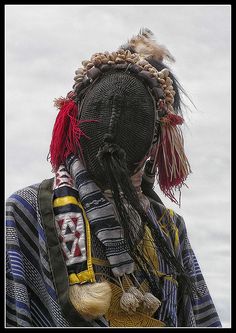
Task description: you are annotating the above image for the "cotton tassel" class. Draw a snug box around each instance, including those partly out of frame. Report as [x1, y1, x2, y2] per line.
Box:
[141, 292, 161, 316]
[120, 292, 140, 314]
[130, 273, 161, 317]
[118, 276, 140, 313]
[69, 282, 112, 320]
[49, 94, 96, 171]
[153, 113, 191, 205]
[127, 286, 144, 303]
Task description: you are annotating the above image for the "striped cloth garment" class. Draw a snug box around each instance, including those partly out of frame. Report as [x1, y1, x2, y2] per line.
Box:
[5, 179, 222, 327]
[5, 182, 107, 327]
[66, 155, 135, 276]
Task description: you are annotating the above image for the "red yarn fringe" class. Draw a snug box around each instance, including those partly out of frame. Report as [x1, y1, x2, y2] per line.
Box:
[49, 96, 96, 171]
[153, 114, 191, 205]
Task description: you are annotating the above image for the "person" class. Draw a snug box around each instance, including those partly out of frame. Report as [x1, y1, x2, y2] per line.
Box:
[6, 28, 222, 327]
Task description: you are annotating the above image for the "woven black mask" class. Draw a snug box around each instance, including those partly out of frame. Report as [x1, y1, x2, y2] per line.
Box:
[77, 70, 156, 188]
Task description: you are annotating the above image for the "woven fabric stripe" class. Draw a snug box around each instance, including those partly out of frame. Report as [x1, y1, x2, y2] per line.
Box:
[53, 166, 89, 269]
[145, 202, 222, 327]
[66, 155, 134, 276]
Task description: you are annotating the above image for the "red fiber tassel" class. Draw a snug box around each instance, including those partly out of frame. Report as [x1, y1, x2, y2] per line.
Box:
[49, 97, 95, 171]
[153, 114, 191, 205]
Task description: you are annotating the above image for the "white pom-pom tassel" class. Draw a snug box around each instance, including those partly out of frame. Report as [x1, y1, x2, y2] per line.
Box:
[69, 282, 112, 320]
[120, 292, 140, 313]
[127, 286, 144, 303]
[142, 292, 161, 316]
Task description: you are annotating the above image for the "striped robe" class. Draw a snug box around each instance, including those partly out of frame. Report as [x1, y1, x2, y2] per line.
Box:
[6, 178, 222, 327]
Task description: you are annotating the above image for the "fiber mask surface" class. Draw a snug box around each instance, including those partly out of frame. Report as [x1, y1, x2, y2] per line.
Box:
[78, 70, 156, 187]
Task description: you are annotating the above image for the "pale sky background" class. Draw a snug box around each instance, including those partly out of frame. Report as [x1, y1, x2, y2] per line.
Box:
[5, 4, 231, 327]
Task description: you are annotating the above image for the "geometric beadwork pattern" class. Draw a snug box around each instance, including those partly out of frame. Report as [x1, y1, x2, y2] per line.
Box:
[55, 212, 87, 266]
[55, 170, 74, 189]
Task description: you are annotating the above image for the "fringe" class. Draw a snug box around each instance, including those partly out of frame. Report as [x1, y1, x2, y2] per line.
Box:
[153, 114, 191, 205]
[49, 96, 97, 171]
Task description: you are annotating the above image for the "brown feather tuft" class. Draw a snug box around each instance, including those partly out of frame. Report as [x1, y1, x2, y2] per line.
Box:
[126, 27, 175, 63]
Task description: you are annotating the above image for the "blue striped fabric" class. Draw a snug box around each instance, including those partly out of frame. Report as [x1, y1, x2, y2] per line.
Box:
[6, 184, 108, 327]
[6, 182, 222, 327]
[145, 202, 221, 327]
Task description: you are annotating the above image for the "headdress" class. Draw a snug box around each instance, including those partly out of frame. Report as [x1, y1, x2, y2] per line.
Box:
[50, 28, 191, 204]
[48, 28, 193, 323]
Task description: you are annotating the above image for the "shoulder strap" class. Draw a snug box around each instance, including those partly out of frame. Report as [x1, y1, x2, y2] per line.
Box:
[38, 178, 92, 327]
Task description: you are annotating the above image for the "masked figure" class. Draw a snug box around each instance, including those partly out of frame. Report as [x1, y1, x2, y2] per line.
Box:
[6, 29, 222, 327]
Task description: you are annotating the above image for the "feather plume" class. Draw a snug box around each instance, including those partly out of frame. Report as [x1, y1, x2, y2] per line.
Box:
[124, 28, 175, 63]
